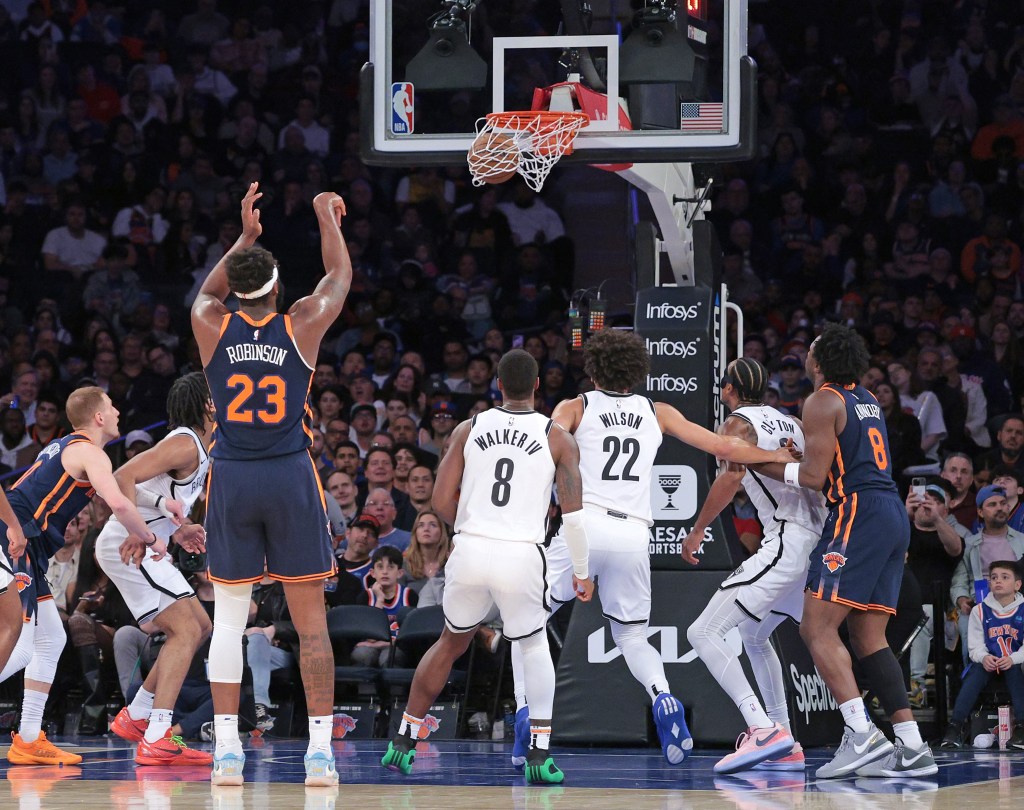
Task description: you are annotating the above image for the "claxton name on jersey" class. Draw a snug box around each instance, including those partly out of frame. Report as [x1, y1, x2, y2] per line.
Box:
[854, 403, 882, 421]
[472, 429, 544, 455]
[224, 344, 289, 365]
[598, 412, 645, 430]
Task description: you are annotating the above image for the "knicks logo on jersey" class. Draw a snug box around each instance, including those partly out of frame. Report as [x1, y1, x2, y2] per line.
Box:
[14, 571, 31, 592]
[822, 552, 847, 573]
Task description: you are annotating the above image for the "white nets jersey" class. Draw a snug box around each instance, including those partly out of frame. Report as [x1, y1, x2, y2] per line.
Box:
[456, 407, 555, 544]
[730, 405, 826, 531]
[112, 427, 211, 540]
[574, 390, 663, 525]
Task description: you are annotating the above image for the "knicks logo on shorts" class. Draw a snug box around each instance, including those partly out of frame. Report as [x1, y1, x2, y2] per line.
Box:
[14, 572, 31, 593]
[822, 552, 847, 573]
[332, 713, 358, 739]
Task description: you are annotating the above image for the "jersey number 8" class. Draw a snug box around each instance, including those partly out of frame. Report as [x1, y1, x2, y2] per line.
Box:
[867, 427, 888, 471]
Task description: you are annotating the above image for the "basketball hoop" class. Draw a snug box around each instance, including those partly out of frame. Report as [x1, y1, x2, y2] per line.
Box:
[467, 111, 590, 192]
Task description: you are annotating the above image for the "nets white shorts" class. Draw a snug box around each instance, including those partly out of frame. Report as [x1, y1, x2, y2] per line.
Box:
[717, 520, 819, 622]
[95, 521, 194, 626]
[442, 534, 549, 641]
[547, 506, 652, 625]
[0, 545, 12, 591]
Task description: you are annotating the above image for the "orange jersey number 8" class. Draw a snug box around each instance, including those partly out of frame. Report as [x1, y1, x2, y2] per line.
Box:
[226, 373, 287, 424]
[867, 426, 888, 471]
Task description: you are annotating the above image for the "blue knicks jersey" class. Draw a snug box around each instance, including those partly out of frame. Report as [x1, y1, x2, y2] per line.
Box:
[206, 312, 315, 460]
[8, 433, 95, 557]
[981, 600, 1024, 658]
[819, 383, 898, 505]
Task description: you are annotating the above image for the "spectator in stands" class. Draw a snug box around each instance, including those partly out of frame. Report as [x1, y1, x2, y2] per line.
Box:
[333, 512, 380, 585]
[942, 452, 979, 527]
[387, 414, 419, 448]
[978, 415, 1024, 477]
[326, 470, 359, 532]
[951, 485, 1024, 662]
[368, 333, 398, 389]
[941, 560, 1024, 749]
[349, 402, 378, 458]
[404, 510, 451, 593]
[0, 406, 35, 470]
[333, 440, 361, 482]
[498, 180, 565, 247]
[41, 199, 107, 284]
[407, 465, 435, 514]
[125, 342, 177, 429]
[28, 394, 63, 446]
[420, 400, 458, 457]
[874, 380, 926, 476]
[82, 242, 144, 323]
[351, 547, 417, 668]
[889, 358, 947, 461]
[392, 444, 418, 496]
[905, 480, 967, 705]
[364, 488, 412, 552]
[990, 466, 1024, 533]
[359, 446, 415, 530]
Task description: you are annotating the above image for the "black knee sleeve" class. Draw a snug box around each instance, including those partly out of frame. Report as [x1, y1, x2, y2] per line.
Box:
[859, 648, 910, 716]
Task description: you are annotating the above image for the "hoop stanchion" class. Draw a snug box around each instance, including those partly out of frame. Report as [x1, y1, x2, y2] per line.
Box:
[467, 111, 590, 192]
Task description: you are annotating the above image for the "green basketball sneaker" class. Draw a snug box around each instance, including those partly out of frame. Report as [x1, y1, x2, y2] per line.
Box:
[381, 737, 416, 775]
[524, 750, 564, 785]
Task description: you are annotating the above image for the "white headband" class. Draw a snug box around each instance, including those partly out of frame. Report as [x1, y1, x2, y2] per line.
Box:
[235, 265, 278, 300]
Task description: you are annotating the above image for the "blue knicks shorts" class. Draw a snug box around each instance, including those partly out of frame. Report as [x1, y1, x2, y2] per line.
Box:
[0, 523, 52, 621]
[205, 451, 335, 585]
[806, 491, 909, 615]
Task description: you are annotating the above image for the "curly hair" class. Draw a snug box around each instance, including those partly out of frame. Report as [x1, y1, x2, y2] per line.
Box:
[225, 246, 277, 303]
[584, 329, 650, 392]
[167, 372, 210, 431]
[812, 323, 870, 385]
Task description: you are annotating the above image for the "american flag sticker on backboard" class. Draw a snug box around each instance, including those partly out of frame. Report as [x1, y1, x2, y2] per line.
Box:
[680, 102, 723, 132]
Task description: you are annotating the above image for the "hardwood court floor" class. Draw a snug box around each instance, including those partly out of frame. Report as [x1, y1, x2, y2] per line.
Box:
[0, 737, 1021, 809]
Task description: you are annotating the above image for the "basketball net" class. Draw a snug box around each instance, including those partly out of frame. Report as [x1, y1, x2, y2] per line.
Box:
[468, 110, 590, 192]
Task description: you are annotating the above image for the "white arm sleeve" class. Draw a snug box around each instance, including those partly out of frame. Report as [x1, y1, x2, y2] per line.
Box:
[560, 509, 589, 580]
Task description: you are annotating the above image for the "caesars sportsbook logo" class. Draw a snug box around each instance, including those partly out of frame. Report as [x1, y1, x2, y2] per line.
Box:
[649, 465, 697, 521]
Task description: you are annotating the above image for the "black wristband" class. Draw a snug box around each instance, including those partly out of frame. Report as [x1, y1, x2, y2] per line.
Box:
[144, 533, 157, 547]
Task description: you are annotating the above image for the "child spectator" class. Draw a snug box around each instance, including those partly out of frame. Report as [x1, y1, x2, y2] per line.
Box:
[941, 561, 1024, 749]
[351, 546, 417, 668]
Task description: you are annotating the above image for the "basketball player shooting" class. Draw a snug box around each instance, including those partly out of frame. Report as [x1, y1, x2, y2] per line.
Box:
[383, 349, 592, 785]
[191, 182, 352, 787]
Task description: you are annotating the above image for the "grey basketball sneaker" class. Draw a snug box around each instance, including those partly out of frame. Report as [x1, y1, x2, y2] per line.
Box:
[815, 726, 894, 779]
[855, 741, 938, 778]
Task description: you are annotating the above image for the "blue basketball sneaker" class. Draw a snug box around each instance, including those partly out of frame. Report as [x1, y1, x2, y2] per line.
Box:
[211, 751, 246, 786]
[652, 693, 692, 765]
[304, 750, 339, 786]
[511, 706, 530, 770]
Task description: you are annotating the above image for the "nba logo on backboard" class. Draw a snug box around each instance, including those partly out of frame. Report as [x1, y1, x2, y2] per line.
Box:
[391, 82, 414, 134]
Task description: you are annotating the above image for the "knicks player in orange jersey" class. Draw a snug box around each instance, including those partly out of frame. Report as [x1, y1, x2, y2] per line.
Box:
[756, 324, 937, 779]
[191, 183, 351, 787]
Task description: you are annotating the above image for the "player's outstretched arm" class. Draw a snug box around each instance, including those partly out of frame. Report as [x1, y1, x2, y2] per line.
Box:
[550, 397, 583, 434]
[682, 418, 751, 565]
[113, 434, 199, 521]
[288, 192, 353, 364]
[752, 390, 841, 490]
[550, 425, 593, 600]
[656, 403, 796, 465]
[431, 420, 472, 527]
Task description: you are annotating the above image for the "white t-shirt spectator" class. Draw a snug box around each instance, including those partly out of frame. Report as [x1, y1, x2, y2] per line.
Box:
[112, 204, 170, 246]
[0, 432, 33, 469]
[41, 226, 107, 272]
[900, 390, 947, 460]
[277, 120, 330, 157]
[497, 198, 566, 246]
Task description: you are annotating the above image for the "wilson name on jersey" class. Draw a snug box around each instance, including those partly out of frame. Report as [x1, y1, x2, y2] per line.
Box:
[574, 391, 663, 525]
[730, 405, 826, 531]
[456, 407, 555, 544]
[205, 312, 314, 460]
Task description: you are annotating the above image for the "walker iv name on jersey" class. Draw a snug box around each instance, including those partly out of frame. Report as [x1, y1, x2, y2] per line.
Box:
[471, 429, 544, 455]
[224, 343, 288, 365]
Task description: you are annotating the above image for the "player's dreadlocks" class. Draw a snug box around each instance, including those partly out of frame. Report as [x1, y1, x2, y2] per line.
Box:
[812, 323, 870, 385]
[725, 357, 768, 404]
[167, 372, 211, 432]
[584, 329, 650, 392]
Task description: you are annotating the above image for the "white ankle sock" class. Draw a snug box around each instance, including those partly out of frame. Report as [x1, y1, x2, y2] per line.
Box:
[398, 711, 423, 741]
[214, 714, 243, 755]
[19, 689, 47, 742]
[839, 698, 870, 733]
[530, 722, 552, 751]
[736, 692, 774, 730]
[129, 687, 155, 721]
[144, 709, 173, 744]
[893, 720, 923, 748]
[307, 715, 332, 754]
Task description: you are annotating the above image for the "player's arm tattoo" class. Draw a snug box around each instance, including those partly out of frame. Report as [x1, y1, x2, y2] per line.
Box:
[554, 431, 584, 512]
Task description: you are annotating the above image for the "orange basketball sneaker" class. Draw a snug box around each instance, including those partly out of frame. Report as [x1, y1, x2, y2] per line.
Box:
[111, 707, 148, 742]
[135, 731, 213, 766]
[6, 731, 84, 765]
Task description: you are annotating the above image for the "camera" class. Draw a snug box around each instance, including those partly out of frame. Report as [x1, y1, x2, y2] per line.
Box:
[175, 543, 207, 573]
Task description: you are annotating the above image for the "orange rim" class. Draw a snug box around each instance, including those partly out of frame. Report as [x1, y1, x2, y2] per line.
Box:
[485, 110, 590, 131]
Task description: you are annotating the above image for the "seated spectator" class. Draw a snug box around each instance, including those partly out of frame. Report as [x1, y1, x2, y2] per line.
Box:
[888, 358, 947, 461]
[41, 199, 107, 284]
[45, 512, 86, 622]
[407, 464, 435, 513]
[0, 406, 37, 470]
[990, 466, 1024, 533]
[420, 400, 459, 457]
[351, 546, 417, 668]
[349, 402, 378, 457]
[942, 452, 979, 527]
[333, 440, 361, 483]
[941, 561, 1024, 749]
[905, 481, 966, 705]
[358, 446, 415, 531]
[333, 512, 380, 583]
[82, 242, 144, 324]
[404, 510, 452, 594]
[952, 485, 1024, 662]
[245, 574, 299, 732]
[977, 415, 1024, 478]
[326, 469, 359, 533]
[363, 487, 412, 552]
[773, 353, 811, 416]
[875, 380, 927, 476]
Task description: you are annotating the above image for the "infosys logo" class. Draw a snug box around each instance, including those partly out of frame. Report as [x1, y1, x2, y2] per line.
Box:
[646, 302, 702, 320]
[646, 375, 699, 393]
[646, 337, 700, 357]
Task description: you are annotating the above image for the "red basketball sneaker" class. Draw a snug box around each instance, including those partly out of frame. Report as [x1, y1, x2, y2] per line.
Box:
[111, 707, 148, 743]
[135, 732, 213, 766]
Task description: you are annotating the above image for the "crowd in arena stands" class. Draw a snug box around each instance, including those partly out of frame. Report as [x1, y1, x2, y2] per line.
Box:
[0, 0, 1023, 735]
